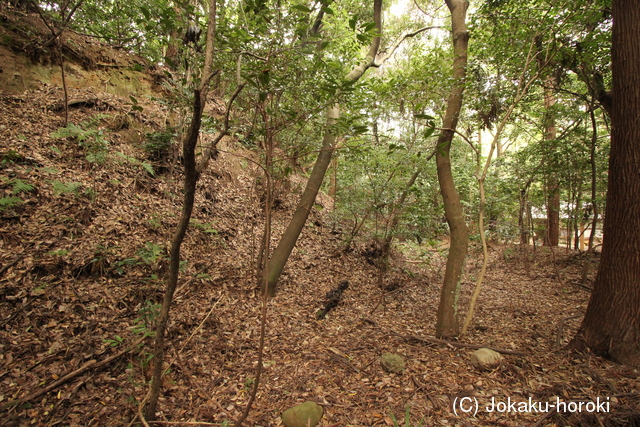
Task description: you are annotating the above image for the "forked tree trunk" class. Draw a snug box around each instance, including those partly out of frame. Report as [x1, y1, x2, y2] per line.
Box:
[262, 0, 383, 296]
[570, 0, 640, 367]
[434, 0, 469, 338]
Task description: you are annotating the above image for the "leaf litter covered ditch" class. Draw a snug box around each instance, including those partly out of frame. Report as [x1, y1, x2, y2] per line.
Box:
[0, 87, 639, 427]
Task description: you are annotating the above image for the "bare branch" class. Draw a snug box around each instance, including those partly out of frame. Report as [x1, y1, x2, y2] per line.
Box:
[196, 82, 246, 173]
[373, 26, 444, 67]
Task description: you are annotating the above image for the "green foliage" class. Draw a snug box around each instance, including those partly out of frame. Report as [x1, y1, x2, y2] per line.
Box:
[71, 0, 182, 62]
[190, 219, 218, 234]
[1, 149, 24, 164]
[136, 242, 167, 266]
[50, 117, 110, 164]
[0, 178, 34, 212]
[243, 377, 255, 390]
[131, 300, 161, 337]
[115, 257, 138, 275]
[46, 249, 70, 257]
[115, 152, 155, 176]
[10, 179, 35, 194]
[104, 335, 125, 347]
[389, 405, 424, 427]
[128, 96, 144, 112]
[0, 196, 23, 212]
[143, 129, 175, 161]
[51, 180, 84, 196]
[147, 213, 162, 230]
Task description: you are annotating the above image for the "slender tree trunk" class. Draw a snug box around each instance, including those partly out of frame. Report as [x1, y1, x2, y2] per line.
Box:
[382, 170, 421, 251]
[263, 104, 339, 295]
[581, 105, 600, 282]
[570, 0, 640, 367]
[145, 90, 203, 420]
[145, 0, 217, 419]
[519, 184, 531, 245]
[542, 76, 560, 246]
[434, 0, 469, 338]
[263, 0, 383, 296]
[453, 35, 542, 336]
[329, 153, 338, 204]
[587, 108, 599, 252]
[462, 133, 496, 335]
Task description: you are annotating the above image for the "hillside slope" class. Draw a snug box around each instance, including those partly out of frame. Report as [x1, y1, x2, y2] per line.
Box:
[1, 9, 638, 427]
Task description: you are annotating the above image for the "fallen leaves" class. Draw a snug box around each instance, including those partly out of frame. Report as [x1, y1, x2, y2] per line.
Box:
[0, 67, 638, 427]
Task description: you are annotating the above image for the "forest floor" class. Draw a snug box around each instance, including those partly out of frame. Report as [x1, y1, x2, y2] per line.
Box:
[1, 10, 639, 427]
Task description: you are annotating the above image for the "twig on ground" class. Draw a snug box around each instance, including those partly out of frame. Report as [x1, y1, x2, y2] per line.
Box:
[0, 255, 22, 276]
[173, 294, 224, 360]
[401, 334, 526, 356]
[1, 336, 146, 412]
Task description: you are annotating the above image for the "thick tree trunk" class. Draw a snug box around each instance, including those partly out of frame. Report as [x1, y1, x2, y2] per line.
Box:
[570, 0, 640, 367]
[434, 0, 469, 338]
[263, 0, 383, 296]
[545, 183, 560, 246]
[264, 104, 339, 295]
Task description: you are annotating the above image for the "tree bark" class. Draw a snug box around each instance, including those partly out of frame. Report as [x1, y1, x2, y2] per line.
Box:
[539, 74, 560, 247]
[262, 0, 383, 296]
[434, 0, 469, 338]
[462, 135, 495, 335]
[570, 0, 640, 367]
[264, 104, 340, 295]
[587, 105, 599, 252]
[144, 0, 218, 419]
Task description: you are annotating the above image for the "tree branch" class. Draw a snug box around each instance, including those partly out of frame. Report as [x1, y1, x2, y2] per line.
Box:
[373, 26, 444, 67]
[0, 336, 145, 412]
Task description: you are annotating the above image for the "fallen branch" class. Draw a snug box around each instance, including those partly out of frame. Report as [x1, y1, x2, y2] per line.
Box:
[326, 347, 361, 373]
[0, 336, 146, 412]
[174, 294, 224, 359]
[571, 281, 593, 291]
[0, 255, 22, 277]
[401, 334, 525, 356]
[317, 280, 349, 319]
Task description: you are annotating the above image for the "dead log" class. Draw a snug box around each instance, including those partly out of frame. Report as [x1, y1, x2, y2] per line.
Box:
[316, 280, 349, 319]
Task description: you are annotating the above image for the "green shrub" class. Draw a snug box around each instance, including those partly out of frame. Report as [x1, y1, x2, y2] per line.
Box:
[11, 179, 35, 194]
[115, 152, 155, 176]
[144, 129, 175, 161]
[51, 180, 83, 196]
[50, 116, 110, 164]
[0, 196, 22, 212]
